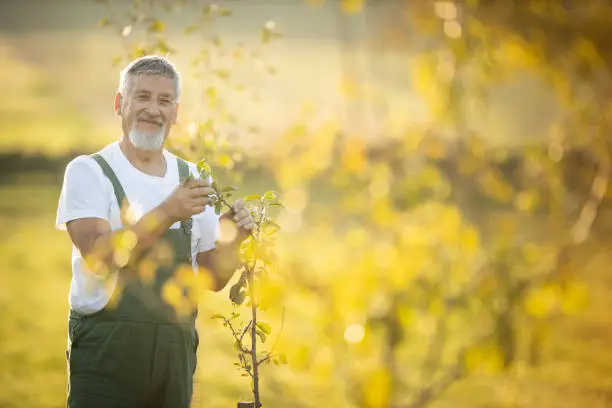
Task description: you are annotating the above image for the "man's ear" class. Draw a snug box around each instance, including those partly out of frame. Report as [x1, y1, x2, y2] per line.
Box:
[114, 92, 122, 116]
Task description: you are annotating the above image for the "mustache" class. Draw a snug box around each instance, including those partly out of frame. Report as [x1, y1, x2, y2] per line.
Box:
[137, 116, 164, 126]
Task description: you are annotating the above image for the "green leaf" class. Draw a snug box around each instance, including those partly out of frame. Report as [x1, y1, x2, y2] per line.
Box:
[265, 221, 281, 235]
[244, 194, 261, 202]
[256, 330, 267, 343]
[197, 160, 212, 179]
[221, 186, 239, 193]
[211, 314, 225, 320]
[184, 25, 198, 34]
[229, 283, 247, 305]
[214, 201, 223, 215]
[263, 191, 279, 202]
[268, 202, 285, 208]
[261, 29, 271, 44]
[256, 321, 272, 335]
[148, 19, 166, 32]
[97, 18, 110, 28]
[215, 69, 230, 80]
[156, 40, 174, 55]
[111, 56, 123, 67]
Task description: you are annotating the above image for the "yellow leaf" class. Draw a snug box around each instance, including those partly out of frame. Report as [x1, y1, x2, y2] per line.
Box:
[148, 19, 166, 33]
[216, 153, 234, 168]
[341, 139, 366, 173]
[137, 259, 156, 286]
[574, 38, 600, 65]
[97, 18, 110, 28]
[524, 285, 559, 318]
[464, 344, 505, 374]
[460, 228, 480, 254]
[340, 0, 364, 14]
[561, 282, 589, 315]
[113, 249, 130, 268]
[205, 87, 218, 108]
[421, 136, 447, 159]
[162, 280, 183, 310]
[362, 368, 390, 408]
[514, 190, 539, 212]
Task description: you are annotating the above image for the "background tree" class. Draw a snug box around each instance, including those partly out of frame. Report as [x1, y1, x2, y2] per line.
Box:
[93, 0, 612, 407]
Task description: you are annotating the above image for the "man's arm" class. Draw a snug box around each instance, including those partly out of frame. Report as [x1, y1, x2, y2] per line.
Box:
[196, 238, 244, 291]
[67, 178, 214, 276]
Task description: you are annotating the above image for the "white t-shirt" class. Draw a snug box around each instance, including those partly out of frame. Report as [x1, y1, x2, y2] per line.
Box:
[56, 141, 220, 315]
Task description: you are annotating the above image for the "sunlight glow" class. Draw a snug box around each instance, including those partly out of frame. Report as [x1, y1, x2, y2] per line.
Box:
[344, 324, 365, 344]
[284, 187, 308, 214]
[218, 218, 238, 244]
[434, 2, 458, 20]
[444, 21, 462, 38]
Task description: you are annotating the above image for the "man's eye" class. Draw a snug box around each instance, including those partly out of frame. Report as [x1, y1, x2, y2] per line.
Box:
[160, 99, 172, 105]
[136, 95, 149, 101]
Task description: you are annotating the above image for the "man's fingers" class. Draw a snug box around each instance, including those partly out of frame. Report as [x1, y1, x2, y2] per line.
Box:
[237, 218, 254, 230]
[193, 205, 206, 214]
[232, 199, 245, 212]
[243, 220, 254, 230]
[188, 187, 214, 198]
[182, 177, 198, 188]
[233, 209, 250, 222]
[184, 178, 210, 189]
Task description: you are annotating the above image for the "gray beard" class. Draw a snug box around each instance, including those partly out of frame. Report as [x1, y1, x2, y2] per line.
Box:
[128, 123, 165, 150]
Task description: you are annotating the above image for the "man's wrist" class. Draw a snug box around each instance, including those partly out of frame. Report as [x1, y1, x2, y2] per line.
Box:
[155, 202, 179, 226]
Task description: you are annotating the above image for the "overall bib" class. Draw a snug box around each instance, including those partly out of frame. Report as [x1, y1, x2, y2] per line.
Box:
[67, 154, 199, 408]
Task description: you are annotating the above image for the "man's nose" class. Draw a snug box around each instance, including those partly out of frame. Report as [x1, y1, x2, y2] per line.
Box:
[144, 100, 162, 115]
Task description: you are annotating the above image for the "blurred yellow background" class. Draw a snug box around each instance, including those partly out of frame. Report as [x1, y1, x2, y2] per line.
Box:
[2, 1, 612, 407]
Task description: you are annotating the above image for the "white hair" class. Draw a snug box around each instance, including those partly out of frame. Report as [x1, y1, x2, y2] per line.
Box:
[118, 55, 181, 102]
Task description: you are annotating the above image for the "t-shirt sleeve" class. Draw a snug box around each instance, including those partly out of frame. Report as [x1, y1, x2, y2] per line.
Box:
[193, 209, 220, 253]
[56, 156, 110, 231]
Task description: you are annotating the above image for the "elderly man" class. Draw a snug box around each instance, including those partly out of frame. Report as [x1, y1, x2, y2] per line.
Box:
[56, 55, 253, 408]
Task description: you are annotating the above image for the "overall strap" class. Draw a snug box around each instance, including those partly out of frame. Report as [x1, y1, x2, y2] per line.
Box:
[177, 157, 190, 184]
[176, 157, 194, 238]
[90, 153, 130, 214]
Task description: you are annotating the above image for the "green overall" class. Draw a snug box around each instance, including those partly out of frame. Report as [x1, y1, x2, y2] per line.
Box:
[66, 154, 199, 408]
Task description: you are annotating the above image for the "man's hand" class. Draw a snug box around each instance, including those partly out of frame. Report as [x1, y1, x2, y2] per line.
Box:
[161, 178, 214, 222]
[198, 199, 254, 291]
[222, 199, 254, 240]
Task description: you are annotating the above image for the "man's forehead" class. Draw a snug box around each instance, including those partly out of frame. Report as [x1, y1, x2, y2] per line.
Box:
[128, 74, 176, 95]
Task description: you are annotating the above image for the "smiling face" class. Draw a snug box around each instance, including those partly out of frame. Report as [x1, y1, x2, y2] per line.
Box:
[114, 73, 179, 151]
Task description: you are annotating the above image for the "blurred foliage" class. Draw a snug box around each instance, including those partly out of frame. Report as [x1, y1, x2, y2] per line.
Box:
[94, 0, 612, 406]
[3, 0, 612, 407]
